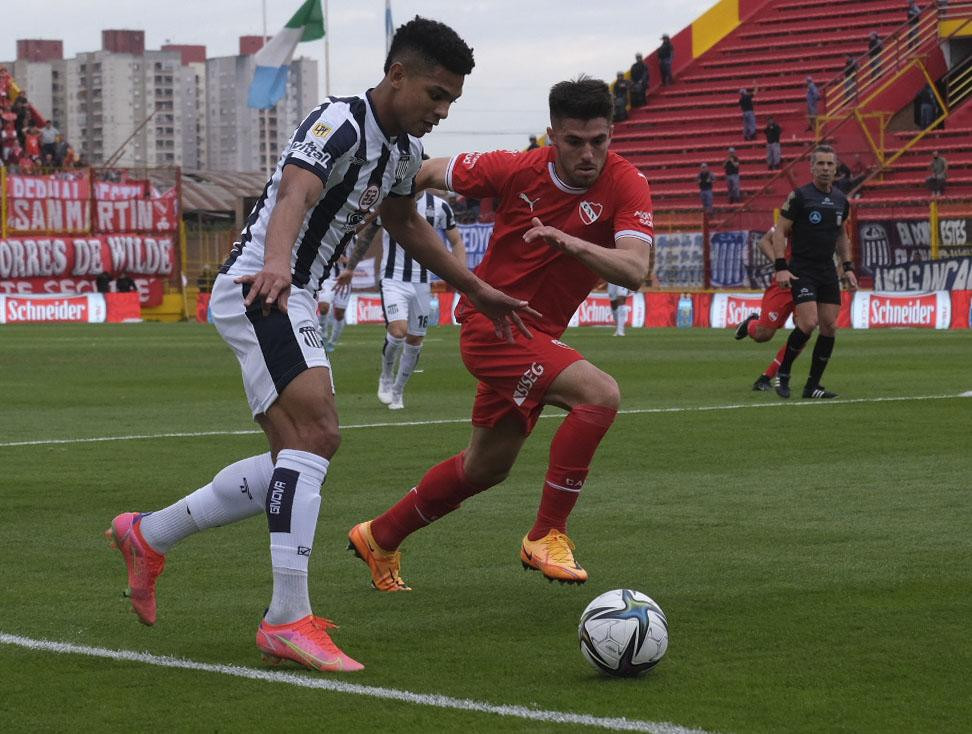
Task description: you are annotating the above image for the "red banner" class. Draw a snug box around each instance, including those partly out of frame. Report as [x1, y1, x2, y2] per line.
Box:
[94, 180, 151, 201]
[0, 293, 105, 324]
[850, 291, 951, 329]
[7, 172, 91, 199]
[94, 188, 179, 233]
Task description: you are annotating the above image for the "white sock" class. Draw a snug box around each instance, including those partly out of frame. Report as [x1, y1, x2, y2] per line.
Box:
[140, 453, 275, 554]
[265, 449, 328, 625]
[393, 343, 423, 392]
[381, 334, 404, 382]
[611, 305, 618, 325]
[617, 305, 629, 333]
[320, 310, 334, 341]
[328, 316, 346, 345]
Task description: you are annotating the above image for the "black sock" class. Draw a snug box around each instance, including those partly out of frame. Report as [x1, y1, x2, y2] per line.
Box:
[778, 328, 812, 377]
[806, 335, 835, 388]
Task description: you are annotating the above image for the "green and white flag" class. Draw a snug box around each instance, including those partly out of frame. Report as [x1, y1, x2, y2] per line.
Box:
[248, 0, 324, 109]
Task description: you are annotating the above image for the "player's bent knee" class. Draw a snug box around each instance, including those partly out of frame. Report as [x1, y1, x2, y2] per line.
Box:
[294, 418, 341, 459]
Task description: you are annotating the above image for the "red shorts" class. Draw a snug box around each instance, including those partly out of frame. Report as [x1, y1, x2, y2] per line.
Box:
[757, 283, 794, 330]
[459, 313, 584, 435]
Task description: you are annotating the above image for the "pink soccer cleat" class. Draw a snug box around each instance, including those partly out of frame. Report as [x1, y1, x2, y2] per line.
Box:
[256, 615, 364, 672]
[105, 512, 166, 626]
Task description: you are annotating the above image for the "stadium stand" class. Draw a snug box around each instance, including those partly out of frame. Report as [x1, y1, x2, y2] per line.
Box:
[612, 0, 972, 231]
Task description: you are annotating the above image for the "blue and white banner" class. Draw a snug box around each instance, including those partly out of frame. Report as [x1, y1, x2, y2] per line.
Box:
[248, 0, 325, 109]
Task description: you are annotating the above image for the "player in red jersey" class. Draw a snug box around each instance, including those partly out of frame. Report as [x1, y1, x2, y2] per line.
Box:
[348, 77, 654, 589]
[734, 227, 799, 391]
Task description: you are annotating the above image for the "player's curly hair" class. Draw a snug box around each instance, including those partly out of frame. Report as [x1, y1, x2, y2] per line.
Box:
[384, 16, 475, 76]
[549, 76, 613, 123]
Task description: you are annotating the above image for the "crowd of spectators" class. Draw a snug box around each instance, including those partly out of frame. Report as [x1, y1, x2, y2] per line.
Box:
[0, 66, 80, 173]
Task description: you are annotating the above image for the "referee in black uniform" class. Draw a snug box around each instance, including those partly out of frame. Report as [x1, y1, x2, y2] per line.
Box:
[771, 145, 858, 399]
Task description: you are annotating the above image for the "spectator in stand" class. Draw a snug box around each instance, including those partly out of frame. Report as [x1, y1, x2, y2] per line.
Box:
[659, 34, 674, 86]
[629, 53, 647, 107]
[612, 71, 630, 122]
[907, 1, 921, 47]
[526, 135, 539, 150]
[95, 271, 112, 293]
[843, 55, 858, 100]
[40, 120, 59, 165]
[927, 150, 947, 195]
[835, 159, 853, 193]
[23, 125, 41, 162]
[764, 116, 783, 170]
[867, 32, 883, 82]
[806, 76, 821, 132]
[115, 272, 137, 293]
[739, 87, 757, 140]
[916, 84, 936, 127]
[53, 134, 69, 167]
[724, 148, 742, 203]
[1, 116, 17, 165]
[12, 93, 29, 144]
[699, 162, 715, 214]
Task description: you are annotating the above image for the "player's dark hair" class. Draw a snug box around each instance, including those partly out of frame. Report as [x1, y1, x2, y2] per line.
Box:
[548, 76, 613, 124]
[811, 144, 836, 162]
[384, 16, 475, 76]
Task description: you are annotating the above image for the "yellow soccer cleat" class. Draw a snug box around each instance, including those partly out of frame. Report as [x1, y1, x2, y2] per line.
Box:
[520, 529, 588, 585]
[347, 521, 411, 592]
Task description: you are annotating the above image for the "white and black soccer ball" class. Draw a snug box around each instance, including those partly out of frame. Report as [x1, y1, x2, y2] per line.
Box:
[578, 589, 668, 677]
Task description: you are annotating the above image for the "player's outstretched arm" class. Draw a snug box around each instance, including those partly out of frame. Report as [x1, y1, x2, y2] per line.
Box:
[415, 157, 450, 192]
[523, 218, 651, 290]
[235, 165, 323, 314]
[380, 196, 540, 341]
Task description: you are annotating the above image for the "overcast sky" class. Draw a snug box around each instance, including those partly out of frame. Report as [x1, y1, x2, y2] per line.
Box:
[3, 0, 716, 157]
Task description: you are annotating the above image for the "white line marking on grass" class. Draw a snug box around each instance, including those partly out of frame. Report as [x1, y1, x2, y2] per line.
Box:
[1, 392, 967, 449]
[0, 633, 713, 734]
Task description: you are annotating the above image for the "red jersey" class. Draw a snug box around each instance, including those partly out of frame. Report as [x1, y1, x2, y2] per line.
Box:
[446, 146, 653, 335]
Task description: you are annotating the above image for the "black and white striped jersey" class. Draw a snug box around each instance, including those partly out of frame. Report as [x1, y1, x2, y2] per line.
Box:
[381, 191, 457, 283]
[220, 90, 423, 295]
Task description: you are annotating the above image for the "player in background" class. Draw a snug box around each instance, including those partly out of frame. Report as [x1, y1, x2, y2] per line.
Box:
[104, 17, 535, 673]
[348, 76, 653, 591]
[318, 256, 351, 352]
[771, 144, 857, 399]
[607, 283, 630, 336]
[340, 184, 466, 409]
[734, 227, 799, 391]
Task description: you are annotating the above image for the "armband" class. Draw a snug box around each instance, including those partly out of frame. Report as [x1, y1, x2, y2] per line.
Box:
[773, 258, 788, 272]
[842, 261, 854, 273]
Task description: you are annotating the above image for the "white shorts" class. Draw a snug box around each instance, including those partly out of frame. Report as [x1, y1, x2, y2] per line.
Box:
[211, 274, 333, 417]
[318, 276, 350, 310]
[380, 278, 431, 336]
[607, 283, 631, 300]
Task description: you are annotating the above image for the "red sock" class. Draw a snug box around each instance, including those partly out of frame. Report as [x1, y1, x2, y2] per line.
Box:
[528, 404, 617, 541]
[371, 452, 488, 551]
[764, 342, 803, 378]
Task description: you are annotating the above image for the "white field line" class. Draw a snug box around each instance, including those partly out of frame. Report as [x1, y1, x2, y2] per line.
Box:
[0, 633, 714, 734]
[0, 392, 967, 450]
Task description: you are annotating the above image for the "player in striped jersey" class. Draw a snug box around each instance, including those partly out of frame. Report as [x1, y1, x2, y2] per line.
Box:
[105, 16, 536, 673]
[343, 186, 466, 409]
[318, 257, 351, 352]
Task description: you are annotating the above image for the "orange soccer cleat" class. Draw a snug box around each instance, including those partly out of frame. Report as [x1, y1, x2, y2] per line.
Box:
[347, 521, 411, 592]
[520, 529, 588, 585]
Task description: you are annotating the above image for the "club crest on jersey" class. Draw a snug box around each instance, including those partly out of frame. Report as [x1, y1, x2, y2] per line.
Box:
[579, 201, 603, 225]
[358, 184, 380, 210]
[394, 153, 412, 182]
[311, 122, 332, 138]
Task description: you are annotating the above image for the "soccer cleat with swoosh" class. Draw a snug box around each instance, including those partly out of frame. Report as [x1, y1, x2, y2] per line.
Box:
[347, 521, 411, 591]
[256, 615, 363, 672]
[520, 529, 588, 584]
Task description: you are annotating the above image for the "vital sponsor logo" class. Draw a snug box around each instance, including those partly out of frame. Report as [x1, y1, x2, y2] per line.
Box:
[4, 296, 89, 323]
[311, 122, 332, 138]
[869, 295, 937, 327]
[358, 184, 380, 210]
[512, 362, 545, 406]
[579, 201, 603, 225]
[519, 192, 540, 212]
[577, 298, 614, 325]
[356, 297, 384, 323]
[291, 141, 333, 166]
[299, 325, 324, 349]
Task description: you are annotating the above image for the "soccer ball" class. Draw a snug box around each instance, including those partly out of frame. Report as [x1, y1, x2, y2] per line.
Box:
[578, 589, 668, 677]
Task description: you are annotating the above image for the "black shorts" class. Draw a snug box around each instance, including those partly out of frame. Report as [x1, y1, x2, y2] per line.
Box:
[790, 273, 841, 306]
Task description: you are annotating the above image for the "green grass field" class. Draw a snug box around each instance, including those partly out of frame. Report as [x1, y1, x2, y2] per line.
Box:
[1, 322, 970, 733]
